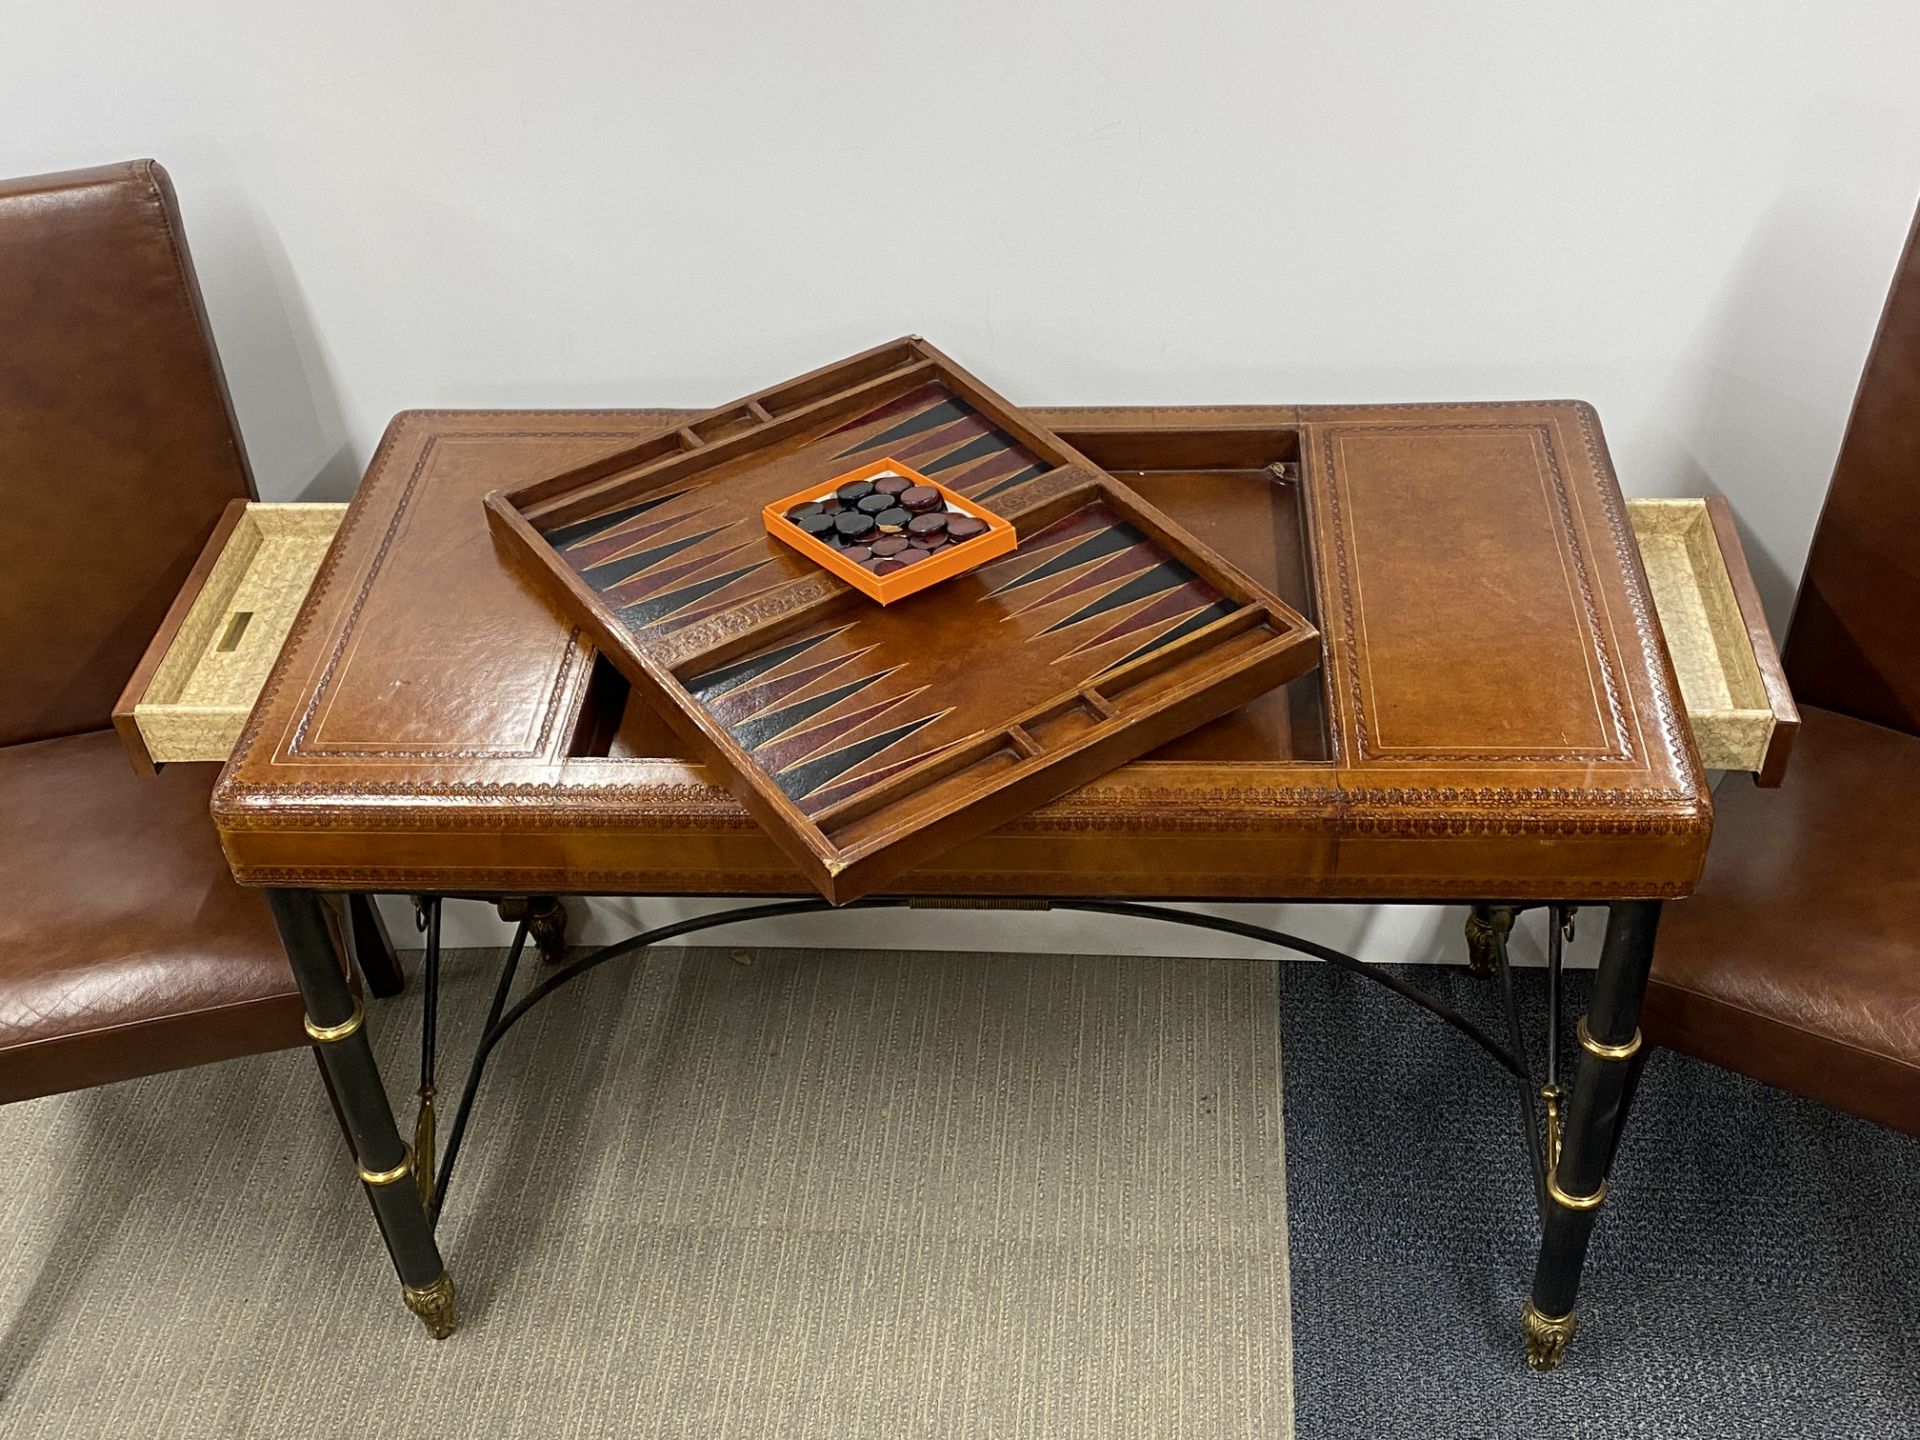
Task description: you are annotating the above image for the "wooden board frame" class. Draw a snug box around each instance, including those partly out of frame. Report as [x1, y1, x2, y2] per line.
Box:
[486, 340, 1321, 901]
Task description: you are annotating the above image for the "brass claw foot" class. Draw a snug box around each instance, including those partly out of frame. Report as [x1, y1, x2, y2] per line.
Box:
[1521, 1299, 1576, 1371]
[403, 1270, 457, 1339]
[1464, 907, 1499, 978]
[528, 896, 568, 965]
[497, 896, 570, 965]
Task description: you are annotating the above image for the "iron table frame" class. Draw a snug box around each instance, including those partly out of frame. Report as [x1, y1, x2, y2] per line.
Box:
[269, 886, 1660, 1369]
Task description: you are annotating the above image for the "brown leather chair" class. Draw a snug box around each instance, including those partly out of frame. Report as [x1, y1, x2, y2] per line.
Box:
[0, 159, 392, 1105]
[1643, 201, 1920, 1137]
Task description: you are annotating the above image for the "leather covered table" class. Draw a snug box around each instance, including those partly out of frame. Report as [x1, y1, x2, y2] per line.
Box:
[211, 402, 1713, 1366]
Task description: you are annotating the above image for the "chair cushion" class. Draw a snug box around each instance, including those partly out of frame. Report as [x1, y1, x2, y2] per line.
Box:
[0, 730, 309, 1104]
[1645, 706, 1920, 1135]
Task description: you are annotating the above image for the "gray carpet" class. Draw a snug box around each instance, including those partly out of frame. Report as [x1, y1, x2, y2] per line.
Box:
[1278, 962, 1920, 1438]
[0, 947, 1290, 1438]
[9, 943, 1907, 1438]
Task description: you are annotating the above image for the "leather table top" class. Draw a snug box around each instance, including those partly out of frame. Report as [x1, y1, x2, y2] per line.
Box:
[213, 404, 1709, 900]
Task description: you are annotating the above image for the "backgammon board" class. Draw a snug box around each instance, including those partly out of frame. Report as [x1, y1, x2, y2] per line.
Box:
[486, 340, 1321, 901]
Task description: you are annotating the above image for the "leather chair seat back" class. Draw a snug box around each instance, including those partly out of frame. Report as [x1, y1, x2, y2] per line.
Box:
[1784, 207, 1920, 736]
[0, 160, 253, 745]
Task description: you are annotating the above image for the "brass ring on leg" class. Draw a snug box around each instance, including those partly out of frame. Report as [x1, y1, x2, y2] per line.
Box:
[303, 995, 366, 1044]
[1576, 1015, 1641, 1061]
[1545, 1170, 1607, 1211]
[357, 1145, 415, 1188]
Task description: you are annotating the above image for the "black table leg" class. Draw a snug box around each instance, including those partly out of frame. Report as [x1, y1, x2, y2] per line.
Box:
[1523, 898, 1662, 1370]
[268, 887, 456, 1339]
[344, 892, 405, 998]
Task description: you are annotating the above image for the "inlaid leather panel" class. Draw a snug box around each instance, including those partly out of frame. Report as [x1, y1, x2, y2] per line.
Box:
[295, 431, 633, 757]
[1319, 425, 1617, 761]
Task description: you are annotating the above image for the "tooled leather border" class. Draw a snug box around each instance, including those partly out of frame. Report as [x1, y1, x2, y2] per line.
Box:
[230, 861, 1697, 901]
[1570, 404, 1704, 799]
[216, 774, 1700, 838]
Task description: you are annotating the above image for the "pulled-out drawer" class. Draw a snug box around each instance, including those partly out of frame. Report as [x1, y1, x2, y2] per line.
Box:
[1627, 496, 1798, 785]
[113, 500, 346, 772]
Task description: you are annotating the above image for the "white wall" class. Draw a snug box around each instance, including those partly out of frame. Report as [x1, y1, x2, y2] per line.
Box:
[12, 3, 1919, 965]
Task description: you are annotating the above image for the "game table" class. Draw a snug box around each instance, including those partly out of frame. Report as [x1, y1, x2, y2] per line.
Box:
[123, 399, 1794, 1369]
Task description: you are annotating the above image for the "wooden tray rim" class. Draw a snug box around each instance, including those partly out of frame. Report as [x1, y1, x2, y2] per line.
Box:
[484, 347, 1322, 900]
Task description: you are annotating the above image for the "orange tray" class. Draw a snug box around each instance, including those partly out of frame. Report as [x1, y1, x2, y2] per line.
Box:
[761, 457, 1017, 603]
